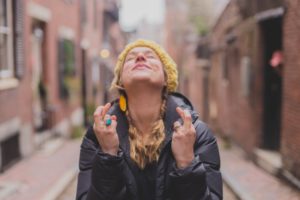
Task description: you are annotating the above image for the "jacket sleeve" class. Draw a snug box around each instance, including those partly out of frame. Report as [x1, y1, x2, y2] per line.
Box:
[76, 127, 127, 200]
[168, 120, 223, 200]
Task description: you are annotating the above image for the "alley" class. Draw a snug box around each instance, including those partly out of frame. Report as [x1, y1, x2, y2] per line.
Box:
[1, 0, 300, 199]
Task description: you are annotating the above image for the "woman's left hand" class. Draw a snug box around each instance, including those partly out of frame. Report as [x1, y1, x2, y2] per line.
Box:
[171, 107, 196, 169]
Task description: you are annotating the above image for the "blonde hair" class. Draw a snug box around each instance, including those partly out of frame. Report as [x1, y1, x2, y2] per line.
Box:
[111, 39, 178, 93]
[111, 39, 177, 168]
[126, 98, 167, 169]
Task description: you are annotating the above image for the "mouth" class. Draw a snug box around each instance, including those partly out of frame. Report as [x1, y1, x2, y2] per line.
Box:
[132, 63, 151, 70]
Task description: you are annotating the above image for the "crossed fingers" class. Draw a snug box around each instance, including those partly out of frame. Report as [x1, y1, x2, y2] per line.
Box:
[93, 103, 117, 130]
[173, 107, 192, 132]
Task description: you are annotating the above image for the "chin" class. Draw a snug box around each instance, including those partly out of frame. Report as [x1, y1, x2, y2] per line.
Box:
[126, 76, 164, 88]
[122, 72, 165, 89]
[130, 72, 153, 81]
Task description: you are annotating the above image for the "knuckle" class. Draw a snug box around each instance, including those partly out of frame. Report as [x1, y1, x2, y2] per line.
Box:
[94, 106, 103, 114]
[187, 130, 195, 136]
[106, 130, 112, 134]
[186, 132, 193, 137]
[186, 115, 191, 119]
[96, 105, 104, 110]
[176, 132, 183, 138]
[172, 133, 179, 139]
[95, 126, 102, 133]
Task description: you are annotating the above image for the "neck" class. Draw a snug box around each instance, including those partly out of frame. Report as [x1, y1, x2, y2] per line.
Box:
[126, 87, 163, 135]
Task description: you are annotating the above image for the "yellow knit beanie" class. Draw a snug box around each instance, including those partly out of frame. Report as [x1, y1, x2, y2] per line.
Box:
[111, 39, 178, 92]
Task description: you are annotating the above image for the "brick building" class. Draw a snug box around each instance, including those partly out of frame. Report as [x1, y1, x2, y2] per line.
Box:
[164, 0, 206, 117]
[281, 0, 300, 185]
[163, 0, 190, 94]
[79, 0, 105, 126]
[98, 0, 125, 105]
[77, 0, 124, 127]
[163, 0, 226, 120]
[208, 0, 300, 187]
[0, 0, 106, 172]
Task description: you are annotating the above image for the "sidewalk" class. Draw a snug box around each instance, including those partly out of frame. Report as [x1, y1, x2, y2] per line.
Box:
[218, 137, 300, 200]
[0, 137, 81, 200]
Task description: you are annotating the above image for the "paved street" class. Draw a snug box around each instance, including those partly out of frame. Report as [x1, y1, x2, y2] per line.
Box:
[0, 138, 81, 200]
[2, 135, 298, 200]
[57, 178, 77, 200]
[218, 137, 300, 200]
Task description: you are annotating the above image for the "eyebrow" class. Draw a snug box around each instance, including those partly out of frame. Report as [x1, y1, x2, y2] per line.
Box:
[126, 50, 156, 57]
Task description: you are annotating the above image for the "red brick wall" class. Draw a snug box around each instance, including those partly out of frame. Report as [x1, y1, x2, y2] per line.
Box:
[183, 50, 204, 117]
[281, 0, 300, 179]
[210, 1, 264, 154]
[0, 84, 32, 123]
[23, 0, 82, 125]
[0, 0, 105, 126]
[210, 0, 300, 180]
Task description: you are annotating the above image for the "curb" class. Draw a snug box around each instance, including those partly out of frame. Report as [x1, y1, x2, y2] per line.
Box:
[221, 169, 253, 200]
[0, 182, 22, 200]
[41, 166, 78, 200]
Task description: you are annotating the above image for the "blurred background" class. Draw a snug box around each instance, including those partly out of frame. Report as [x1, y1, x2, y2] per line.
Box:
[0, 0, 300, 199]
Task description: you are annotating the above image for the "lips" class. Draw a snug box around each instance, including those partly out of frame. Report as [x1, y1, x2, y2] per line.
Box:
[132, 63, 151, 70]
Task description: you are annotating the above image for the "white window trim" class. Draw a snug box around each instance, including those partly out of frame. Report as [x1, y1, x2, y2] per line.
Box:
[0, 0, 14, 79]
[59, 26, 75, 40]
[28, 2, 52, 22]
[0, 78, 19, 90]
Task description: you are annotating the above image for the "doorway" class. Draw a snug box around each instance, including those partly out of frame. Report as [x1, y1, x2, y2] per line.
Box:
[31, 20, 48, 132]
[81, 48, 88, 127]
[261, 17, 283, 150]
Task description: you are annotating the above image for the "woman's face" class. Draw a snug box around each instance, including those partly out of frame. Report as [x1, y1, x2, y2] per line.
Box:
[120, 47, 166, 90]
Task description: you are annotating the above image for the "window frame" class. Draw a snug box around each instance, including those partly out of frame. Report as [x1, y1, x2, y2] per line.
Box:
[0, 0, 14, 79]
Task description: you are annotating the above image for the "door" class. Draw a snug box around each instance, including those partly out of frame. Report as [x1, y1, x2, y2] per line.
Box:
[261, 17, 283, 150]
[31, 21, 48, 131]
[81, 48, 88, 126]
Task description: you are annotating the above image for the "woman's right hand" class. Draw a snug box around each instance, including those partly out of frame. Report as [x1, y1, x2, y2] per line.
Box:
[93, 103, 120, 156]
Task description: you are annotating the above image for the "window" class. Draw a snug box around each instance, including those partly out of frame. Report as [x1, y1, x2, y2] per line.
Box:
[0, 0, 14, 79]
[57, 39, 76, 99]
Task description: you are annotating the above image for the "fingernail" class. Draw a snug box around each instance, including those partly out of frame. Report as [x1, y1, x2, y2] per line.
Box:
[111, 115, 117, 120]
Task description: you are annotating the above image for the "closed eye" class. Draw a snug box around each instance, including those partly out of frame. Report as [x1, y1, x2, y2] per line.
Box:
[147, 55, 155, 59]
[125, 57, 134, 62]
[145, 53, 157, 59]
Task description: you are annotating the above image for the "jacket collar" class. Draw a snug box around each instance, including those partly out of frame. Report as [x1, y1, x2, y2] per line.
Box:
[108, 92, 198, 154]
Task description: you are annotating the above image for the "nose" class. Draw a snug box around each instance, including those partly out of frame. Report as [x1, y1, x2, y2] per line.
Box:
[135, 53, 146, 62]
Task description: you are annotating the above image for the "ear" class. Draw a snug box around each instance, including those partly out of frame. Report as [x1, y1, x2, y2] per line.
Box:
[163, 69, 168, 83]
[164, 79, 167, 86]
[162, 86, 168, 99]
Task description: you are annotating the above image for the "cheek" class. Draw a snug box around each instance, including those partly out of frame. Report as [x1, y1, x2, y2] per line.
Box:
[156, 66, 166, 83]
[119, 66, 128, 84]
[121, 61, 131, 74]
[120, 70, 127, 84]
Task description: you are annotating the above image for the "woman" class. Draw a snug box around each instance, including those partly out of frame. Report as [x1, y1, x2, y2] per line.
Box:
[76, 39, 222, 200]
